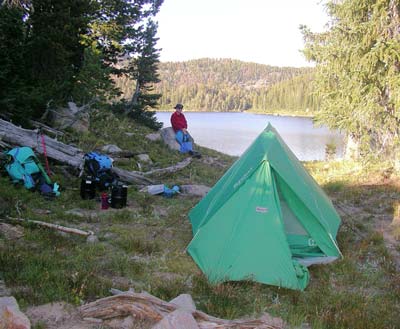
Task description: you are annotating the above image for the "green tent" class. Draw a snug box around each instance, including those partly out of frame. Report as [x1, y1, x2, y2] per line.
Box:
[187, 123, 342, 290]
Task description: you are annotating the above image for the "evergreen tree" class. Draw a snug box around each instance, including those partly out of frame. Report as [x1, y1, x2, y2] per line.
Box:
[0, 4, 29, 122]
[301, 0, 400, 158]
[25, 0, 93, 107]
[71, 47, 121, 105]
[125, 19, 162, 129]
[85, 0, 163, 129]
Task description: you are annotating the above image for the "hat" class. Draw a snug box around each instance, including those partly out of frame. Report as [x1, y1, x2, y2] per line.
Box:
[174, 103, 183, 110]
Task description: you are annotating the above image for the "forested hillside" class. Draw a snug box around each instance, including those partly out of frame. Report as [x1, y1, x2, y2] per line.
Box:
[116, 58, 318, 114]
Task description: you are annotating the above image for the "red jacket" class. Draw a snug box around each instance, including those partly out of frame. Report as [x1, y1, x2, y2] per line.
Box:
[171, 111, 187, 132]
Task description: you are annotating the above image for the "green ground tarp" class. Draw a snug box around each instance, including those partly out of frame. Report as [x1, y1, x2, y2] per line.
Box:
[187, 123, 342, 290]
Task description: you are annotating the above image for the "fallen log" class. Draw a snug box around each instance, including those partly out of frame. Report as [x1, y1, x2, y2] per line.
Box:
[143, 157, 192, 176]
[79, 291, 283, 329]
[113, 167, 153, 185]
[30, 120, 65, 138]
[3, 216, 94, 237]
[0, 119, 152, 185]
[0, 119, 84, 167]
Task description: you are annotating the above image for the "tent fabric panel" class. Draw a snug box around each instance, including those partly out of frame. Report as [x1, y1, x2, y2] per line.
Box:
[279, 197, 309, 236]
[274, 173, 341, 258]
[188, 162, 309, 290]
[189, 129, 275, 234]
[264, 126, 341, 237]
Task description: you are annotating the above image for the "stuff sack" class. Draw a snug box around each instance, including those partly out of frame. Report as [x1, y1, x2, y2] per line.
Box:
[83, 152, 117, 190]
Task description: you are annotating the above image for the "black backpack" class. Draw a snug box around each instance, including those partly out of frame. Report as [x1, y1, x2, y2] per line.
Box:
[83, 152, 118, 191]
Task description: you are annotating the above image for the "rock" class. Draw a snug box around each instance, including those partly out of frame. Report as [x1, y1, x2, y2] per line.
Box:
[101, 144, 122, 153]
[201, 156, 227, 168]
[180, 185, 210, 197]
[67, 101, 80, 114]
[125, 132, 134, 137]
[25, 302, 94, 329]
[102, 232, 117, 240]
[259, 313, 286, 328]
[160, 127, 180, 151]
[0, 296, 31, 329]
[169, 294, 196, 312]
[49, 102, 89, 133]
[136, 154, 153, 163]
[146, 132, 161, 141]
[0, 223, 24, 240]
[151, 309, 199, 329]
[86, 234, 99, 244]
[152, 205, 169, 218]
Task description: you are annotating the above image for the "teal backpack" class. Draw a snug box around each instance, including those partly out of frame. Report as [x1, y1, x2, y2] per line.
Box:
[4, 147, 59, 196]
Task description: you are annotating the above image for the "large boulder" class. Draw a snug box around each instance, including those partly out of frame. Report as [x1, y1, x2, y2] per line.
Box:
[160, 127, 180, 151]
[0, 296, 31, 329]
[151, 309, 199, 329]
[101, 144, 122, 154]
[169, 294, 196, 312]
[48, 102, 89, 133]
[180, 185, 210, 197]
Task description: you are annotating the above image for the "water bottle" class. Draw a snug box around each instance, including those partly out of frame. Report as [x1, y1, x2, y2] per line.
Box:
[101, 192, 109, 210]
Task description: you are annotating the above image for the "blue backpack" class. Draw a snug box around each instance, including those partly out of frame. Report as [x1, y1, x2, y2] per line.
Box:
[83, 152, 116, 190]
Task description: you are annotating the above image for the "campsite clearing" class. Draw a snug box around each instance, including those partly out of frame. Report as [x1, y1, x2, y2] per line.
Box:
[0, 116, 399, 329]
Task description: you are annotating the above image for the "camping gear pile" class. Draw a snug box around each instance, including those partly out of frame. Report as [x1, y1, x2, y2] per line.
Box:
[80, 152, 128, 209]
[187, 124, 342, 291]
[2, 146, 60, 198]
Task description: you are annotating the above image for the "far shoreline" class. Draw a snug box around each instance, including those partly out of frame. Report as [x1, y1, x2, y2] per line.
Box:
[155, 109, 314, 119]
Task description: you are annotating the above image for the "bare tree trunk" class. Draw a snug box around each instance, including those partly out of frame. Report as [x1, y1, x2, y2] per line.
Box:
[125, 79, 140, 114]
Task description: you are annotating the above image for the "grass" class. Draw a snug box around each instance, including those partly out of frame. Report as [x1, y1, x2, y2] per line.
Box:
[0, 114, 399, 328]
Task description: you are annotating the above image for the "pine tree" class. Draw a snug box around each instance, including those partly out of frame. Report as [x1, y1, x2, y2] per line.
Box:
[125, 18, 162, 129]
[0, 4, 28, 122]
[71, 47, 121, 105]
[25, 0, 93, 107]
[301, 0, 400, 158]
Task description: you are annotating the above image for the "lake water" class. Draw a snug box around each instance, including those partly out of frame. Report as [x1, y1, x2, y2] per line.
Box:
[156, 112, 345, 161]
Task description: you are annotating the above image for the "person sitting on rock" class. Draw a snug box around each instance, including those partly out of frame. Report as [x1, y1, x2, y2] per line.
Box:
[170, 103, 201, 158]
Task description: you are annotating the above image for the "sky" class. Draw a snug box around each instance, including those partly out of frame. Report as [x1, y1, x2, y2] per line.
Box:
[155, 0, 330, 67]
